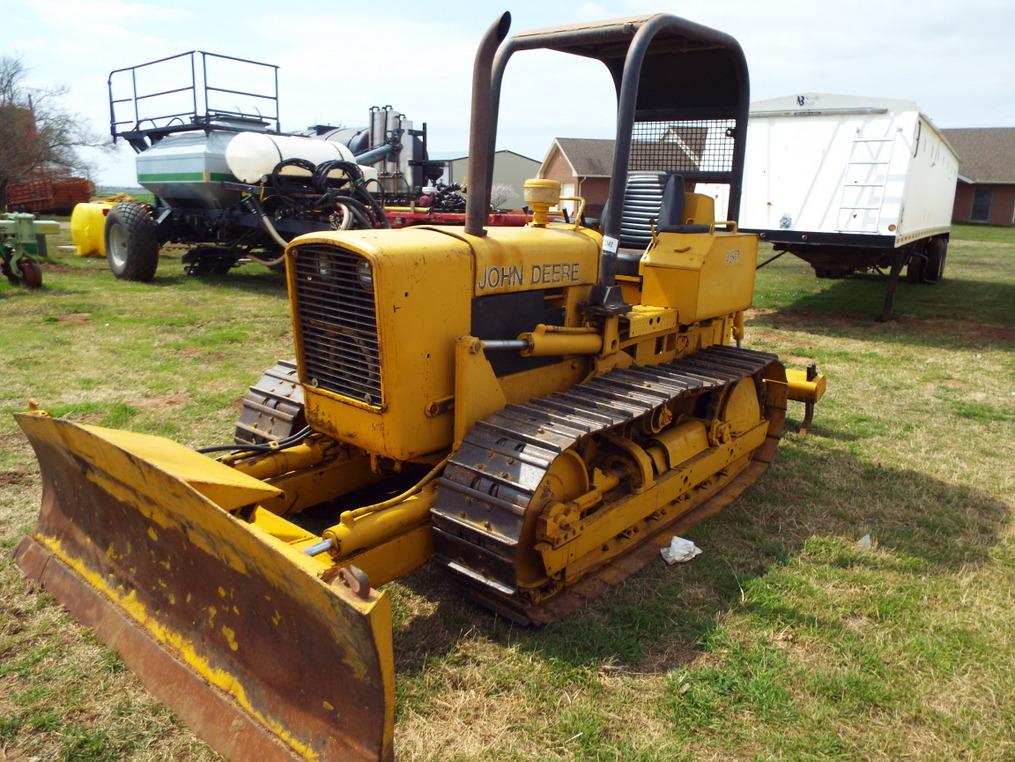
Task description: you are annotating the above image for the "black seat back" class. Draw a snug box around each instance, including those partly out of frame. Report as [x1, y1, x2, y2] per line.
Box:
[616, 173, 667, 250]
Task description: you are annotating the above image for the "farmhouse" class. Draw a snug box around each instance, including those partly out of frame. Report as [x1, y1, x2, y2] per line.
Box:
[538, 138, 614, 217]
[942, 127, 1015, 225]
[539, 131, 710, 219]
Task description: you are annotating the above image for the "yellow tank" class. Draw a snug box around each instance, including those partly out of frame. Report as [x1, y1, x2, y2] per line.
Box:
[69, 202, 113, 257]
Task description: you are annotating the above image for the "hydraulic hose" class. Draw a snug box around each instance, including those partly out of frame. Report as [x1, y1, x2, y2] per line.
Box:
[335, 202, 353, 230]
[353, 186, 390, 228]
[303, 455, 451, 556]
[313, 160, 364, 193]
[331, 194, 375, 228]
[196, 426, 313, 456]
[342, 455, 450, 520]
[247, 195, 289, 265]
[270, 158, 317, 195]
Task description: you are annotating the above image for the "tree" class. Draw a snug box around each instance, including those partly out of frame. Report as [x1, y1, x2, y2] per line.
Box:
[489, 183, 516, 210]
[0, 56, 105, 209]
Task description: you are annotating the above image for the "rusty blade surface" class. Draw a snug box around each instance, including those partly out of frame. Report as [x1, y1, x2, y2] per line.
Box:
[14, 414, 394, 762]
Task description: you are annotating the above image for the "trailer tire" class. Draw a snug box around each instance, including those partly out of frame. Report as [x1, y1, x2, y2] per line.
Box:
[105, 202, 159, 281]
[924, 238, 947, 284]
[905, 247, 925, 284]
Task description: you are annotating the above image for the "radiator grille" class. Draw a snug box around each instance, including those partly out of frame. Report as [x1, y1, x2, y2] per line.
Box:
[293, 245, 382, 405]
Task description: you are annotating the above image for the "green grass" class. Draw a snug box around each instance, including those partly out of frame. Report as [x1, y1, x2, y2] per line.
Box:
[1, 226, 1013, 760]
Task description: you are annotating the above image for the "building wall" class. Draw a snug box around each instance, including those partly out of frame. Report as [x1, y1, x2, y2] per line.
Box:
[445, 151, 541, 210]
[538, 149, 611, 218]
[578, 178, 610, 218]
[541, 151, 573, 183]
[953, 181, 1015, 225]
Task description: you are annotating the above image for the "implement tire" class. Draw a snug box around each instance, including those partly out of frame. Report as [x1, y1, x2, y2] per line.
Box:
[905, 246, 925, 284]
[924, 238, 947, 284]
[17, 257, 43, 288]
[105, 202, 159, 281]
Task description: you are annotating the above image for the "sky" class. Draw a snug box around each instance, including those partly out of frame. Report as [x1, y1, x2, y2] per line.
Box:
[7, 0, 1014, 186]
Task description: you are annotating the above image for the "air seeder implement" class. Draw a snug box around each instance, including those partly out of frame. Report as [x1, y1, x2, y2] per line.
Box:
[74, 50, 446, 278]
[15, 13, 826, 761]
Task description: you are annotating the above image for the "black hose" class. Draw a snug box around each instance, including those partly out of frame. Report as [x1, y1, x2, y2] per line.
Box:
[270, 158, 317, 195]
[331, 194, 376, 228]
[313, 160, 364, 193]
[196, 426, 313, 455]
[348, 186, 389, 228]
[362, 177, 384, 197]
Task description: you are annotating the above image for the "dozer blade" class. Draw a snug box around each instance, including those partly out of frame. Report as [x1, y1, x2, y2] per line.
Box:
[13, 414, 394, 762]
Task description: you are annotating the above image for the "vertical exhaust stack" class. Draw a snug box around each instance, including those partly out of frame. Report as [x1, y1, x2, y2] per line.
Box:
[464, 12, 512, 237]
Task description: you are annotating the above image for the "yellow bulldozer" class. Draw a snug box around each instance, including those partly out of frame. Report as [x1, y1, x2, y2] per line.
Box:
[14, 12, 825, 761]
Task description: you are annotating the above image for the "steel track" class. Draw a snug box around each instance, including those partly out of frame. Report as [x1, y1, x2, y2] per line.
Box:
[234, 360, 306, 445]
[431, 345, 785, 625]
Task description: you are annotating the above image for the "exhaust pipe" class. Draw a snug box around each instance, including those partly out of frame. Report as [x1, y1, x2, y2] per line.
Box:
[464, 11, 511, 237]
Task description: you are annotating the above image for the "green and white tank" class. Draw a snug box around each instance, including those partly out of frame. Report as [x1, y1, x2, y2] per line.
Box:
[135, 122, 360, 208]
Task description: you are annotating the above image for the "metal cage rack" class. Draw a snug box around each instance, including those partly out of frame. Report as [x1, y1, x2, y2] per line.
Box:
[108, 51, 280, 151]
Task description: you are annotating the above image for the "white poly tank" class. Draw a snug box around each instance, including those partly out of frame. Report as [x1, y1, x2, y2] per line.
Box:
[225, 133, 358, 183]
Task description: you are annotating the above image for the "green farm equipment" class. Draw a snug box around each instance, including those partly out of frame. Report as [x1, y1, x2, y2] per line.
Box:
[1, 213, 60, 288]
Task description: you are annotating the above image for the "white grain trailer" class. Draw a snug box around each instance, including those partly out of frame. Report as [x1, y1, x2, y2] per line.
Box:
[738, 93, 959, 320]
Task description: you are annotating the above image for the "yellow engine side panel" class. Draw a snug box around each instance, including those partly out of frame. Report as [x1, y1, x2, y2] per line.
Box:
[288, 228, 473, 461]
[455, 223, 601, 297]
[639, 231, 758, 323]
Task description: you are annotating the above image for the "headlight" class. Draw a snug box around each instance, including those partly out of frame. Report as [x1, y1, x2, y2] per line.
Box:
[355, 259, 373, 290]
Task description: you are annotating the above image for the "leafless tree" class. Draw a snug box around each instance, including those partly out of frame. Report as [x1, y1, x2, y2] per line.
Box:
[0, 56, 106, 208]
[489, 183, 516, 210]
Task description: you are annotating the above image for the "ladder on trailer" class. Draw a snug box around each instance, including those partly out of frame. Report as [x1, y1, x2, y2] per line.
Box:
[836, 131, 895, 233]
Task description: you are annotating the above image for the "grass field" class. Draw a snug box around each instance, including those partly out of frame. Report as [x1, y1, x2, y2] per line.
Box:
[1, 225, 1012, 760]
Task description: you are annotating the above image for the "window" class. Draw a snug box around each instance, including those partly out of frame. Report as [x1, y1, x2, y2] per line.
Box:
[971, 188, 992, 221]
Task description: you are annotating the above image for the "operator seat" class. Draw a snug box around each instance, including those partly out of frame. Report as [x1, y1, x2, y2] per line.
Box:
[611, 172, 711, 276]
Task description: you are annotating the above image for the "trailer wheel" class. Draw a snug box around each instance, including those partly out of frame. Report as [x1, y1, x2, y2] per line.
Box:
[923, 238, 947, 284]
[905, 246, 925, 284]
[105, 202, 159, 281]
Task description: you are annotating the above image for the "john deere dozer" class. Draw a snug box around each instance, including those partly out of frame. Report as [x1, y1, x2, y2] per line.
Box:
[15, 12, 826, 761]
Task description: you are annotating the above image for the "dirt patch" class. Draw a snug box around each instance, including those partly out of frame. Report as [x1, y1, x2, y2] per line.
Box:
[0, 432, 31, 454]
[131, 393, 190, 411]
[638, 640, 705, 673]
[895, 315, 1015, 343]
[0, 469, 31, 486]
[942, 379, 970, 389]
[59, 312, 91, 324]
